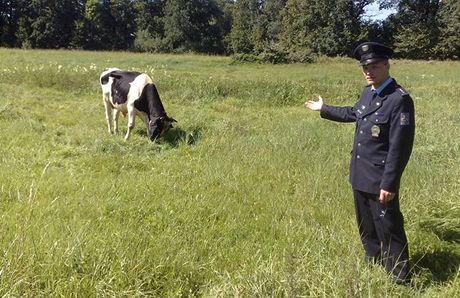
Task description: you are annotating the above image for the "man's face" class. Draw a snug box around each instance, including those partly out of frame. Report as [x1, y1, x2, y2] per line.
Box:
[362, 60, 390, 88]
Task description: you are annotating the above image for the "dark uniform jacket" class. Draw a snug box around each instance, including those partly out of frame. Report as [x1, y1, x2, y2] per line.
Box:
[320, 79, 415, 194]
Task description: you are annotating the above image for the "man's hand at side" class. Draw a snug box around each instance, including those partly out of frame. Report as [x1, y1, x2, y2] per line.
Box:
[379, 189, 395, 205]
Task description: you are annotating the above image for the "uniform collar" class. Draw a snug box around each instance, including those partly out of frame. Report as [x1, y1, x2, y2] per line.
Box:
[371, 76, 393, 96]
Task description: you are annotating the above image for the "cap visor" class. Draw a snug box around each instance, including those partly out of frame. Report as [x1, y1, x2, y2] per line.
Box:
[360, 57, 387, 66]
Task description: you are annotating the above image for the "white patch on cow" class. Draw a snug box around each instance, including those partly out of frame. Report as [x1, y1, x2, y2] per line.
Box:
[101, 68, 120, 134]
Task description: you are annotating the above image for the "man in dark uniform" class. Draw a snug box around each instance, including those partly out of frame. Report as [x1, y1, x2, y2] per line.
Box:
[305, 42, 415, 283]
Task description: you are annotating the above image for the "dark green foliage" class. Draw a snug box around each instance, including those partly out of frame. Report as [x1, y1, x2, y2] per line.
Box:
[162, 0, 226, 53]
[14, 0, 81, 49]
[0, 0, 458, 60]
[434, 0, 460, 59]
[391, 0, 441, 59]
[228, 0, 259, 54]
[280, 0, 364, 58]
[371, 0, 460, 60]
[0, 0, 20, 47]
[75, 0, 136, 50]
[133, 0, 166, 52]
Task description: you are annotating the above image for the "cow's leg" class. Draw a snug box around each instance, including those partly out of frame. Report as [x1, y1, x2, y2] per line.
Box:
[113, 109, 120, 134]
[103, 95, 113, 134]
[125, 106, 136, 140]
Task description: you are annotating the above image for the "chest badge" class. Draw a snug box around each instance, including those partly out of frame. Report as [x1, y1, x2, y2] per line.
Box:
[371, 125, 380, 137]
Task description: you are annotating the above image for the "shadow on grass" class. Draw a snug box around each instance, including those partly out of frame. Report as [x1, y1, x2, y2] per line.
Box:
[411, 249, 460, 283]
[420, 218, 460, 244]
[412, 210, 460, 286]
[132, 126, 202, 147]
[161, 126, 202, 147]
[431, 228, 460, 244]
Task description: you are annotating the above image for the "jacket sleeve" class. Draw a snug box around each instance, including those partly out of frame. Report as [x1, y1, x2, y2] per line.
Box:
[380, 96, 415, 192]
[320, 105, 357, 122]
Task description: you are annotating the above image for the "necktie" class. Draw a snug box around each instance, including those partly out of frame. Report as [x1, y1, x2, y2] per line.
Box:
[371, 90, 378, 103]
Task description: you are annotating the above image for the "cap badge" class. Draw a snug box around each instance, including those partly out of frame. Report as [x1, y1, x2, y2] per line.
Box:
[362, 45, 369, 52]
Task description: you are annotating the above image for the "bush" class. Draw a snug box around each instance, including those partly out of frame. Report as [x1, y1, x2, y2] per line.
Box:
[287, 48, 314, 63]
[231, 53, 261, 63]
[133, 30, 166, 53]
[257, 44, 289, 64]
[232, 43, 314, 64]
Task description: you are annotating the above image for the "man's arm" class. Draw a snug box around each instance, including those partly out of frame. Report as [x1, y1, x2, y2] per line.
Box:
[305, 96, 357, 123]
[380, 96, 415, 193]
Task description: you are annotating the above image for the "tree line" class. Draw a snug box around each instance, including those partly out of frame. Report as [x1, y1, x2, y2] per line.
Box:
[0, 0, 459, 62]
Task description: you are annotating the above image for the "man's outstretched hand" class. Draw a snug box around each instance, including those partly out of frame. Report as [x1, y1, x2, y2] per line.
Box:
[305, 95, 324, 111]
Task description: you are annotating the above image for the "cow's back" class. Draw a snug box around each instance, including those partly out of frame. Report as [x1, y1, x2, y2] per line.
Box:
[100, 68, 120, 86]
[101, 69, 141, 105]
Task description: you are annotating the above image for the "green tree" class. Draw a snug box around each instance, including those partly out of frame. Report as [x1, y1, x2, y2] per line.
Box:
[162, 0, 225, 53]
[135, 0, 166, 38]
[74, 0, 110, 49]
[15, 0, 81, 49]
[279, 0, 308, 52]
[435, 0, 460, 59]
[251, 0, 286, 53]
[70, 0, 89, 49]
[389, 0, 441, 59]
[215, 0, 234, 53]
[133, 0, 166, 52]
[368, 1, 459, 60]
[281, 0, 367, 57]
[313, 0, 362, 56]
[53, 0, 82, 48]
[74, 0, 136, 50]
[109, 0, 137, 50]
[228, 0, 260, 54]
[0, 0, 19, 46]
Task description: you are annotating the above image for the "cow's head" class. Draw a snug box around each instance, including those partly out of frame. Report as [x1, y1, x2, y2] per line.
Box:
[149, 115, 177, 141]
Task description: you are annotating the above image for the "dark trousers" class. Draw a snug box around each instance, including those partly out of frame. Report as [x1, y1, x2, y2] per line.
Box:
[353, 190, 409, 282]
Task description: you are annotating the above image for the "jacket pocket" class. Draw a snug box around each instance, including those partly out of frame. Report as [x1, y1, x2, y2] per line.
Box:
[369, 114, 389, 140]
[372, 158, 386, 167]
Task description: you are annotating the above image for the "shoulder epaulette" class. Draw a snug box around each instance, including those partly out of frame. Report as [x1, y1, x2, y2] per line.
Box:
[397, 87, 410, 97]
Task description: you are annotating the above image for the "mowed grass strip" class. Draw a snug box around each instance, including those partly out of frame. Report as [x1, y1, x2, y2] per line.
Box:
[0, 49, 459, 296]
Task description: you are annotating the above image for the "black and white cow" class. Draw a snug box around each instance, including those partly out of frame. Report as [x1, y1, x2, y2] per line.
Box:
[100, 68, 176, 141]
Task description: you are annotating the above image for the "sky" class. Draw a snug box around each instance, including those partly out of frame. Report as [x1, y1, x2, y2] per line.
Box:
[363, 2, 397, 21]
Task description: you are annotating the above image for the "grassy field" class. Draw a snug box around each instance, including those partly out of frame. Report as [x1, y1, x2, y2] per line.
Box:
[0, 48, 459, 297]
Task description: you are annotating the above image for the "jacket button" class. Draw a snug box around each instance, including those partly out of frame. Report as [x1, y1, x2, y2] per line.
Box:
[364, 118, 367, 121]
[358, 143, 361, 146]
[360, 130, 363, 134]
[357, 155, 360, 159]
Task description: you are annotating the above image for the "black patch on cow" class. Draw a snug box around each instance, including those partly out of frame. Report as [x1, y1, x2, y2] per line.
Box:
[134, 83, 166, 120]
[102, 70, 141, 105]
[100, 73, 112, 85]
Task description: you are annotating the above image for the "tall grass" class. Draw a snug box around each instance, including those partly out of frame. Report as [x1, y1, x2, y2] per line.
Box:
[0, 48, 459, 296]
